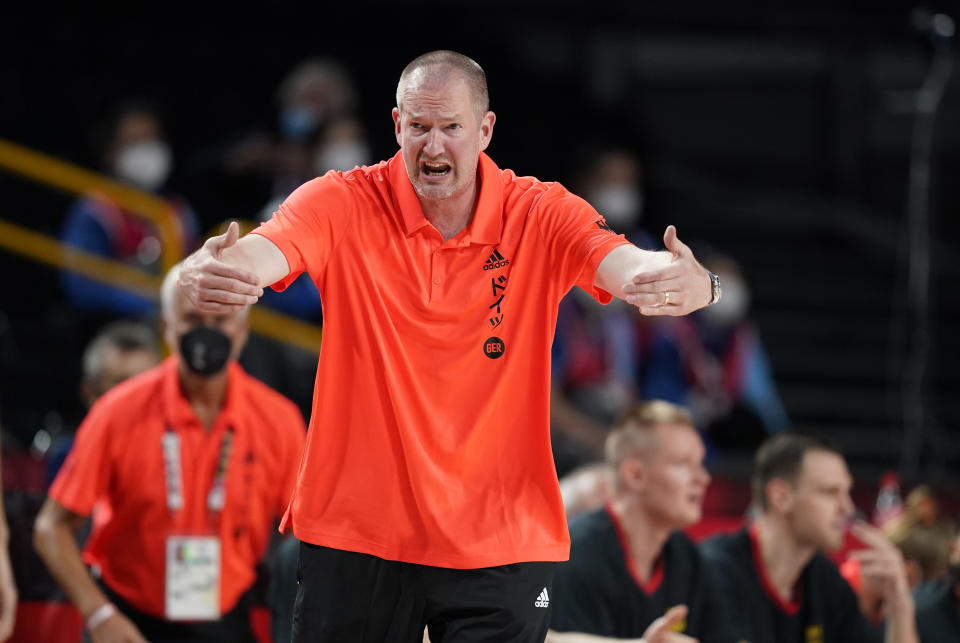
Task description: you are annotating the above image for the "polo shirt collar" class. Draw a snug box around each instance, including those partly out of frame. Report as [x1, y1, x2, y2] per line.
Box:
[161, 355, 243, 431]
[389, 150, 503, 245]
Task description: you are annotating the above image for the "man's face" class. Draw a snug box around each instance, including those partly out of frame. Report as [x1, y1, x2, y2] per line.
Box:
[164, 289, 249, 366]
[785, 450, 855, 551]
[83, 345, 157, 406]
[392, 73, 494, 203]
[637, 423, 711, 529]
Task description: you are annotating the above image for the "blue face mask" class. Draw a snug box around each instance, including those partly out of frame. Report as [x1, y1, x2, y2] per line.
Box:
[279, 105, 319, 141]
[179, 326, 231, 376]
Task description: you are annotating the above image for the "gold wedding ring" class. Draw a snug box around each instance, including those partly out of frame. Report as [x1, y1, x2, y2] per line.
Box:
[663, 291, 671, 305]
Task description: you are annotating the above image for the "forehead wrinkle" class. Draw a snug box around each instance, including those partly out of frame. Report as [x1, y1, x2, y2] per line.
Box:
[400, 72, 475, 113]
[402, 104, 465, 121]
[402, 88, 471, 112]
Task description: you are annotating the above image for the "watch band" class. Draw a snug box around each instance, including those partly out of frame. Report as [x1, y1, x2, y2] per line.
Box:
[708, 271, 722, 305]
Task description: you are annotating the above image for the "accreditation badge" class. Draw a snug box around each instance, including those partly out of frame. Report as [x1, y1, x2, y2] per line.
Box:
[165, 535, 221, 621]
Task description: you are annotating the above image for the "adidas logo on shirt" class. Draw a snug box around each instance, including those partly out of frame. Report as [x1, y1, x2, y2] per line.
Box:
[534, 587, 550, 608]
[483, 249, 510, 270]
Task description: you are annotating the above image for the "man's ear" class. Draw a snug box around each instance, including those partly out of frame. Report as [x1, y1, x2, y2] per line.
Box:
[392, 107, 402, 147]
[479, 110, 496, 152]
[767, 478, 795, 515]
[619, 456, 646, 493]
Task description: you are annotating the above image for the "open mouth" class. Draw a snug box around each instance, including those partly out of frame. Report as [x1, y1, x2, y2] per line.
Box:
[421, 161, 451, 178]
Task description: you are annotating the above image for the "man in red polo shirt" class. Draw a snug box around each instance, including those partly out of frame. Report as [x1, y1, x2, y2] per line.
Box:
[33, 264, 306, 643]
[178, 50, 720, 642]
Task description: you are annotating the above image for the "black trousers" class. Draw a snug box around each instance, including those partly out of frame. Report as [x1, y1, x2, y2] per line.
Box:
[291, 542, 556, 643]
[84, 579, 256, 643]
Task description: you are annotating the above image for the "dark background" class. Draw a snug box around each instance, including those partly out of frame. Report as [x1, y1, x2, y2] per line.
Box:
[0, 2, 958, 483]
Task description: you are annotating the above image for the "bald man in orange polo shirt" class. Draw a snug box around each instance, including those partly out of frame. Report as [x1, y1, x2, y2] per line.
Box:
[179, 50, 721, 643]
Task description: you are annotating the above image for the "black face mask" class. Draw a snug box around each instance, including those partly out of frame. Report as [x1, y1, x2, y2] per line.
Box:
[179, 326, 232, 376]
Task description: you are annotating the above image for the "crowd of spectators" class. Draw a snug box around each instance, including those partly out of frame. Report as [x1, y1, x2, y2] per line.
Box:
[0, 51, 956, 643]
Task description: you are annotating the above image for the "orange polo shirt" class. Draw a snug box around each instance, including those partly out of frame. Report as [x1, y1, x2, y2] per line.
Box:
[253, 151, 630, 568]
[50, 357, 306, 618]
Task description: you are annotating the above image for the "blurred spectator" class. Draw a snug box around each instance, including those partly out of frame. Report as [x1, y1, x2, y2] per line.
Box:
[258, 58, 368, 211]
[842, 481, 953, 624]
[548, 401, 733, 643]
[579, 147, 652, 248]
[643, 253, 789, 451]
[59, 99, 199, 317]
[0, 431, 17, 642]
[33, 264, 305, 643]
[237, 60, 372, 420]
[550, 147, 655, 476]
[882, 485, 955, 588]
[550, 292, 647, 474]
[44, 320, 159, 487]
[700, 433, 918, 643]
[914, 529, 960, 643]
[254, 60, 371, 323]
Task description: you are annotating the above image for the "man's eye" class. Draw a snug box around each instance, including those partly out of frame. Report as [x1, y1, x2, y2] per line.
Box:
[447, 124, 461, 130]
[411, 123, 423, 129]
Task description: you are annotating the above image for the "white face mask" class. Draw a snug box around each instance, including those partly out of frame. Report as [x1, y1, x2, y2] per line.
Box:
[589, 184, 643, 231]
[114, 139, 172, 191]
[702, 276, 750, 326]
[314, 140, 369, 173]
[279, 104, 322, 141]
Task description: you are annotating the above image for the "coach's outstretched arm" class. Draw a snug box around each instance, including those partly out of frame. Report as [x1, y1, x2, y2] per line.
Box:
[594, 225, 714, 317]
[178, 221, 289, 312]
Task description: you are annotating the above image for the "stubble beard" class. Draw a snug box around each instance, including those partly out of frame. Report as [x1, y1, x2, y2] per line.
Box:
[413, 168, 460, 201]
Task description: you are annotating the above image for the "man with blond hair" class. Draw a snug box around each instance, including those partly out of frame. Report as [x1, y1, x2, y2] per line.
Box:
[178, 50, 722, 642]
[548, 401, 733, 643]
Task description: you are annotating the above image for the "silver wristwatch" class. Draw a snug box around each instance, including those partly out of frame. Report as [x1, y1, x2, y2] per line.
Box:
[708, 271, 722, 305]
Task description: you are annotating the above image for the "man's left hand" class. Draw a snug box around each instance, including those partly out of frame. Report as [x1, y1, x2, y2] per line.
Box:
[622, 226, 712, 316]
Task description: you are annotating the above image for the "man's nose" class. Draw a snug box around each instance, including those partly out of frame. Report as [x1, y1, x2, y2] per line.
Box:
[424, 129, 443, 156]
[841, 493, 855, 519]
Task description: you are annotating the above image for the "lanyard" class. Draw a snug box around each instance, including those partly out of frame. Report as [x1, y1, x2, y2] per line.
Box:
[162, 426, 234, 514]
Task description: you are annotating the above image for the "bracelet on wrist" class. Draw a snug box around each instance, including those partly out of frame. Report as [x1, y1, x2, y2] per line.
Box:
[86, 602, 117, 631]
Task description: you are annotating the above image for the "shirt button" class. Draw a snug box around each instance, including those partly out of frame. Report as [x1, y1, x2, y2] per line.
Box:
[433, 277, 441, 284]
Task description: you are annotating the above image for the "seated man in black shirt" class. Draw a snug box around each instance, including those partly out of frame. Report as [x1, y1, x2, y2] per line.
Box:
[914, 529, 960, 643]
[548, 400, 734, 643]
[700, 433, 918, 643]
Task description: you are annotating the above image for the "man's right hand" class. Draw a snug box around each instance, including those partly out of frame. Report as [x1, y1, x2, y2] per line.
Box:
[177, 221, 263, 312]
[641, 605, 698, 642]
[90, 611, 148, 643]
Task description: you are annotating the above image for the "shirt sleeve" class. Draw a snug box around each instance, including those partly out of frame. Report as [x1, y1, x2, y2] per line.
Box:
[48, 399, 116, 516]
[250, 171, 353, 292]
[535, 186, 632, 304]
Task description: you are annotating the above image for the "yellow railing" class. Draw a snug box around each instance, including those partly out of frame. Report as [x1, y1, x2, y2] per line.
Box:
[0, 138, 183, 274]
[0, 138, 323, 354]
